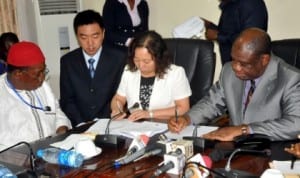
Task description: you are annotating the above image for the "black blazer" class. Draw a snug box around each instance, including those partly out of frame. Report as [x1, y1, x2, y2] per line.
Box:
[102, 0, 149, 50]
[59, 46, 126, 126]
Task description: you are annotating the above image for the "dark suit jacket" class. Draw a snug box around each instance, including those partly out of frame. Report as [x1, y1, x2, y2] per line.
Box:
[59, 46, 126, 126]
[102, 0, 149, 50]
[215, 0, 268, 64]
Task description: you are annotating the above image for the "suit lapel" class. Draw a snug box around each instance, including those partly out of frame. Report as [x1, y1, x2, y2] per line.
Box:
[244, 56, 278, 122]
[231, 78, 244, 124]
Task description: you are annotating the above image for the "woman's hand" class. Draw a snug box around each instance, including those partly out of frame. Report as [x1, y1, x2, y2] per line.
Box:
[110, 110, 126, 120]
[128, 109, 150, 121]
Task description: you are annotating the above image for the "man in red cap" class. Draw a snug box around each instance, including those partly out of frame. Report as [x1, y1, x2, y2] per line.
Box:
[0, 41, 71, 150]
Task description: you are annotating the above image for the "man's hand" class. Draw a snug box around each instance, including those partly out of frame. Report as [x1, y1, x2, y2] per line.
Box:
[284, 135, 300, 158]
[168, 115, 190, 133]
[202, 126, 244, 141]
[56, 126, 69, 134]
[205, 28, 218, 40]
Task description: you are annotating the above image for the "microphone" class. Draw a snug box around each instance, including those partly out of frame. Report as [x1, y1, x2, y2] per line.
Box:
[153, 161, 174, 177]
[134, 148, 162, 162]
[114, 147, 146, 167]
[127, 134, 149, 155]
[0, 142, 37, 177]
[153, 149, 185, 176]
[184, 153, 212, 178]
[183, 124, 215, 151]
[214, 148, 271, 178]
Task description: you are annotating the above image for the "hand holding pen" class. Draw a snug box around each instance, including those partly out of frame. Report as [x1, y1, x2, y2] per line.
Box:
[167, 107, 191, 133]
[111, 100, 126, 119]
[284, 135, 300, 169]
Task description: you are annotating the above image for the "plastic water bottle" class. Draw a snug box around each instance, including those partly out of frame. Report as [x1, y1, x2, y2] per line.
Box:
[36, 147, 84, 168]
[0, 164, 17, 178]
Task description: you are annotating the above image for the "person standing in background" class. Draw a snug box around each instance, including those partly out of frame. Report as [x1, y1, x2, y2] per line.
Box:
[0, 32, 19, 75]
[203, 0, 268, 65]
[60, 10, 126, 127]
[102, 0, 149, 52]
[0, 41, 71, 150]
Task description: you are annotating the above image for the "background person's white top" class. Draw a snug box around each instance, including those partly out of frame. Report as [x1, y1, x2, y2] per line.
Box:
[117, 64, 192, 110]
[0, 74, 72, 151]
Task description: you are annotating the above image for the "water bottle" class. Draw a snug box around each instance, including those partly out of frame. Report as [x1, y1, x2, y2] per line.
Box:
[36, 147, 84, 168]
[0, 164, 17, 178]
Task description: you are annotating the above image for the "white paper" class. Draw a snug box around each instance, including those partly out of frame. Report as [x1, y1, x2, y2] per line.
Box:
[51, 119, 168, 150]
[50, 134, 91, 150]
[270, 160, 300, 174]
[165, 125, 218, 140]
[173, 16, 204, 38]
[86, 119, 168, 138]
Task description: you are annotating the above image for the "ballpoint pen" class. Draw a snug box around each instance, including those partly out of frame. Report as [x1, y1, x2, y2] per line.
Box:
[175, 106, 178, 123]
[111, 101, 123, 119]
[291, 155, 296, 169]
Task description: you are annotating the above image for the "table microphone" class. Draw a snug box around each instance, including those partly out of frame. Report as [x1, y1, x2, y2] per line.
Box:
[213, 148, 271, 178]
[94, 117, 125, 147]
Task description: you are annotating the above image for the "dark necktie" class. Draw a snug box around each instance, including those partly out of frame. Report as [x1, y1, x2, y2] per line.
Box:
[244, 80, 256, 114]
[88, 58, 95, 78]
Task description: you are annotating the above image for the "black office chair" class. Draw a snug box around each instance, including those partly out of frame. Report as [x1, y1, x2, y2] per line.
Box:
[271, 39, 300, 69]
[164, 38, 216, 106]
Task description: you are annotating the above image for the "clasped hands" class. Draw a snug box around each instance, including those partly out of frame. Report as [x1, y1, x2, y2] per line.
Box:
[168, 116, 246, 142]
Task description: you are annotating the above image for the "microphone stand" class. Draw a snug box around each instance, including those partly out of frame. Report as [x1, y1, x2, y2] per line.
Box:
[183, 124, 206, 151]
[0, 141, 37, 176]
[213, 148, 270, 178]
[95, 102, 140, 147]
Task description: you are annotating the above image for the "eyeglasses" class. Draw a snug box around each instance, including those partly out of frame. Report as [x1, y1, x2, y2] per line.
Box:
[22, 67, 50, 80]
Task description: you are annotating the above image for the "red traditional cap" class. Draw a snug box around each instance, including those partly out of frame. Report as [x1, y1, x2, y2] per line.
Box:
[7, 41, 45, 67]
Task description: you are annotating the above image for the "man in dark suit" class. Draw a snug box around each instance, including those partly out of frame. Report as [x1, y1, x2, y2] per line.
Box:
[60, 10, 126, 127]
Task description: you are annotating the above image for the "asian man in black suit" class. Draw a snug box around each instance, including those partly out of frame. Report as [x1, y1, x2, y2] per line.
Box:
[60, 10, 126, 127]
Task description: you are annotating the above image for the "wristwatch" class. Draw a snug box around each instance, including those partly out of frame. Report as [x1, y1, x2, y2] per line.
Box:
[241, 125, 248, 135]
[148, 110, 154, 119]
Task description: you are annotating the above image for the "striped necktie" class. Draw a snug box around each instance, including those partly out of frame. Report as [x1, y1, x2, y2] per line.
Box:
[244, 80, 256, 114]
[88, 58, 95, 78]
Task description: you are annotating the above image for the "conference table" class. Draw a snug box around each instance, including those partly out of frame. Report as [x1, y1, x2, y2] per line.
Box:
[0, 122, 296, 178]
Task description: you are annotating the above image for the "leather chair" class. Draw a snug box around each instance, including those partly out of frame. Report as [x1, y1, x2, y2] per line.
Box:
[271, 39, 300, 69]
[164, 38, 215, 106]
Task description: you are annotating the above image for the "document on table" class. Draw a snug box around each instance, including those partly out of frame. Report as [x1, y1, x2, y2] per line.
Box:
[87, 119, 168, 138]
[270, 160, 300, 174]
[51, 119, 168, 150]
[165, 125, 218, 140]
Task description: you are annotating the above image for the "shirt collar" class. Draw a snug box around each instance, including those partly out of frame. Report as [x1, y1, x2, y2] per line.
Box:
[82, 47, 102, 67]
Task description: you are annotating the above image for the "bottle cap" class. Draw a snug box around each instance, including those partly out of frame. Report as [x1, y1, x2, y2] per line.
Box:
[36, 149, 43, 158]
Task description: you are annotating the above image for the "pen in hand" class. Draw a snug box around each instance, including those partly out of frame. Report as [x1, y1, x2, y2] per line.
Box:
[112, 101, 123, 119]
[291, 155, 296, 169]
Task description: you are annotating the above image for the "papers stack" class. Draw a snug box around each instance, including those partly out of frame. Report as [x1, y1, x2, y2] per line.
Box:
[173, 16, 205, 38]
[51, 119, 168, 150]
[270, 160, 300, 174]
